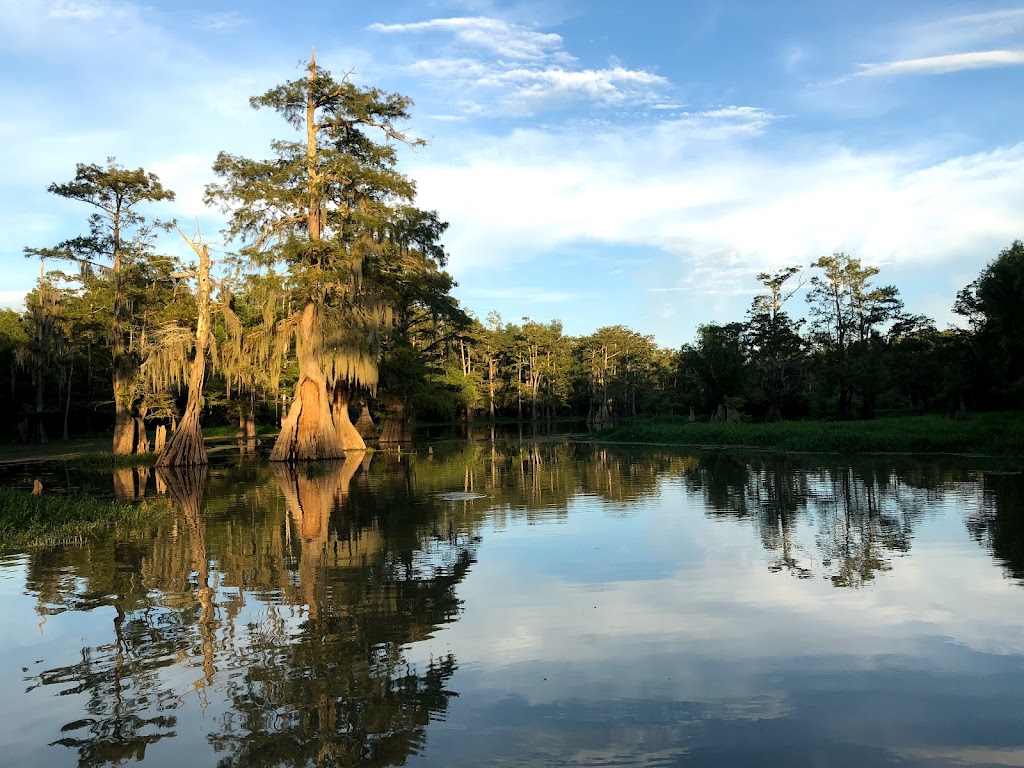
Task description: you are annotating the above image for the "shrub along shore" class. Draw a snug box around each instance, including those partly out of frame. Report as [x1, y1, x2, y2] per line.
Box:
[592, 412, 1024, 456]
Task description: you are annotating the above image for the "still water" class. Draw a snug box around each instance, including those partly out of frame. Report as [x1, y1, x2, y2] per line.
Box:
[1, 442, 1023, 767]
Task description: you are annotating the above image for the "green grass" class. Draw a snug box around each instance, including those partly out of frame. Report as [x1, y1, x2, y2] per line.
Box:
[0, 488, 167, 549]
[594, 412, 1024, 456]
[65, 451, 159, 469]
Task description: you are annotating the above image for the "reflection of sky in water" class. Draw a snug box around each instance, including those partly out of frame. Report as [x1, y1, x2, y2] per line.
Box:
[0, 450, 1023, 767]
[405, 477, 1024, 767]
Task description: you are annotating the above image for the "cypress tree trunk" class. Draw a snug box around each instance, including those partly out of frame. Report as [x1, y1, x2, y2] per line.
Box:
[271, 303, 346, 462]
[158, 235, 212, 467]
[837, 386, 855, 421]
[331, 383, 365, 450]
[135, 414, 150, 453]
[488, 357, 496, 422]
[111, 238, 141, 455]
[63, 359, 73, 441]
[860, 387, 877, 420]
[243, 397, 257, 439]
[355, 403, 378, 439]
[31, 366, 47, 444]
[379, 401, 412, 443]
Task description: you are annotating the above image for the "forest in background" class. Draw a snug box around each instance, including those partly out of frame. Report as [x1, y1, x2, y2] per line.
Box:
[1, 58, 1022, 462]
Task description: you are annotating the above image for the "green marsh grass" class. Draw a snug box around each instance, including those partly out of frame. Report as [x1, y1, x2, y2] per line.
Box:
[596, 412, 1024, 456]
[0, 488, 166, 549]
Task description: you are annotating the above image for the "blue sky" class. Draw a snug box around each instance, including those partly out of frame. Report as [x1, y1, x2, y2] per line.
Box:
[1, 0, 1022, 346]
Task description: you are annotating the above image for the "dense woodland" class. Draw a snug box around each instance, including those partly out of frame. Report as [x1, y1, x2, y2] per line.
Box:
[2, 59, 1022, 463]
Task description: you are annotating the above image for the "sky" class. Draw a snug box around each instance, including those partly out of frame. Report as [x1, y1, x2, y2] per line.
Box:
[1, 0, 1022, 347]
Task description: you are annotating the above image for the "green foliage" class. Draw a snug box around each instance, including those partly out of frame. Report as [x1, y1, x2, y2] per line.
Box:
[681, 322, 751, 410]
[0, 308, 29, 356]
[955, 240, 1024, 406]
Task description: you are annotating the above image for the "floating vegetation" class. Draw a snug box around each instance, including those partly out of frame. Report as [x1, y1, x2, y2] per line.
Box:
[435, 492, 487, 502]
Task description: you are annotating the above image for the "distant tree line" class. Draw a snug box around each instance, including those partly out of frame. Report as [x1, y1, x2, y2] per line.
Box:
[1, 58, 1021, 461]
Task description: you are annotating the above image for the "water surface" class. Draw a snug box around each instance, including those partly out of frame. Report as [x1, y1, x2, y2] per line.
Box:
[1, 443, 1023, 767]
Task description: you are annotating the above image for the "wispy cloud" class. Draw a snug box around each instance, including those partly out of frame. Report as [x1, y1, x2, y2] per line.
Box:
[195, 11, 248, 31]
[369, 17, 563, 60]
[468, 287, 583, 303]
[924, 8, 1024, 49]
[853, 49, 1024, 77]
[423, 114, 469, 123]
[49, 0, 106, 19]
[372, 16, 668, 115]
[489, 65, 668, 111]
[0, 290, 27, 311]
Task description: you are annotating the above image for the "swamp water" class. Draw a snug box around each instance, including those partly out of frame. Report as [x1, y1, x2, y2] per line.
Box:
[1, 442, 1023, 767]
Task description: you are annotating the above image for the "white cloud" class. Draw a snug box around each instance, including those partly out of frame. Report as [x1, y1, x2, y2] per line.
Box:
[369, 16, 563, 60]
[406, 58, 668, 113]
[922, 8, 1024, 50]
[49, 0, 104, 19]
[468, 287, 583, 303]
[195, 11, 248, 31]
[374, 17, 668, 115]
[423, 113, 469, 123]
[854, 49, 1024, 77]
[0, 291, 27, 311]
[490, 65, 669, 112]
[408, 116, 1024, 319]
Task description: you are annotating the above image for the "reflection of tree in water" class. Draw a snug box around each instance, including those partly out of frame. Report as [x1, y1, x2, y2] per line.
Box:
[685, 454, 937, 587]
[967, 472, 1024, 584]
[810, 466, 915, 588]
[26, 534, 185, 765]
[19, 443, 1024, 766]
[23, 466, 215, 766]
[209, 455, 473, 767]
[23, 453, 478, 768]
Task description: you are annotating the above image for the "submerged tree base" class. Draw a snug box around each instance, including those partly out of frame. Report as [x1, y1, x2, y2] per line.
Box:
[271, 376, 348, 462]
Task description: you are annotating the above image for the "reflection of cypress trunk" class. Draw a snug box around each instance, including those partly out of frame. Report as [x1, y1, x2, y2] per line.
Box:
[379, 402, 412, 443]
[271, 303, 346, 462]
[158, 236, 212, 466]
[113, 467, 150, 501]
[271, 455, 363, 618]
[331, 383, 366, 450]
[158, 466, 216, 690]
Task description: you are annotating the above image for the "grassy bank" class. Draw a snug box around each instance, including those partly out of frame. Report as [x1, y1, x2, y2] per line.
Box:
[594, 412, 1024, 456]
[0, 488, 166, 548]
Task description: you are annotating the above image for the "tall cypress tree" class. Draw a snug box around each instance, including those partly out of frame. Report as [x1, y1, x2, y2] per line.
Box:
[207, 53, 424, 461]
[25, 159, 175, 454]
